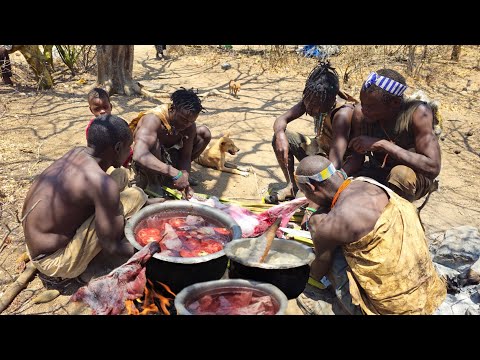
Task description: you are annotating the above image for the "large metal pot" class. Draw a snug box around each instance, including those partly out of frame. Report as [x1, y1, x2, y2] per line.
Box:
[125, 200, 242, 294]
[224, 238, 315, 299]
[174, 279, 288, 315]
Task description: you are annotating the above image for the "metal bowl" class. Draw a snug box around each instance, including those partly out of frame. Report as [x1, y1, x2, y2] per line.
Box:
[174, 279, 288, 315]
[224, 238, 315, 299]
[124, 200, 242, 293]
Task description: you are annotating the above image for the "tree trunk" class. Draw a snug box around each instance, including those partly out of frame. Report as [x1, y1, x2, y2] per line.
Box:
[96, 45, 142, 96]
[451, 45, 462, 62]
[407, 45, 417, 75]
[43, 45, 54, 71]
[12, 45, 53, 89]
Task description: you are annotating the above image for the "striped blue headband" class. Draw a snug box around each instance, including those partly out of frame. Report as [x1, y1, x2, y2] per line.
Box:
[362, 72, 407, 96]
[295, 163, 336, 184]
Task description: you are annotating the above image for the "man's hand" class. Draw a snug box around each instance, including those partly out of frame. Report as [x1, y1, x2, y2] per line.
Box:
[348, 136, 384, 153]
[301, 212, 310, 230]
[172, 171, 189, 191]
[185, 186, 195, 200]
[275, 132, 290, 166]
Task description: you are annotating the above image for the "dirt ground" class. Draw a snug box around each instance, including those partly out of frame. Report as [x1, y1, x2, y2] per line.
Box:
[0, 45, 479, 315]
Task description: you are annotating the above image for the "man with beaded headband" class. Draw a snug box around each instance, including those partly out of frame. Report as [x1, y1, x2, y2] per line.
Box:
[344, 69, 441, 202]
[271, 61, 358, 203]
[294, 155, 446, 315]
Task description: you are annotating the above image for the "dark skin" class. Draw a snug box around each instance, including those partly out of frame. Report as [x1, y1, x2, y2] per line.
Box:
[297, 168, 389, 281]
[274, 95, 353, 194]
[345, 89, 441, 179]
[89, 97, 112, 117]
[22, 139, 134, 260]
[273, 93, 353, 225]
[132, 106, 209, 199]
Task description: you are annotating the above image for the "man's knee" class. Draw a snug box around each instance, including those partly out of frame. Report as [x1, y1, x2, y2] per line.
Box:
[108, 167, 129, 191]
[273, 130, 303, 151]
[196, 125, 211, 143]
[387, 165, 417, 201]
[120, 187, 148, 218]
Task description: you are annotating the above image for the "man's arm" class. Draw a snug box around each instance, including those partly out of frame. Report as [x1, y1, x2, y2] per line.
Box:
[92, 175, 133, 257]
[391, 104, 441, 178]
[329, 107, 353, 169]
[343, 105, 365, 175]
[349, 105, 441, 179]
[307, 212, 339, 280]
[272, 101, 306, 134]
[176, 123, 196, 174]
[132, 114, 178, 178]
[273, 101, 306, 165]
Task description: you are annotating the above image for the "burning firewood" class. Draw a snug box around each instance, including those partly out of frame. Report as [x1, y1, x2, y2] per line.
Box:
[70, 241, 161, 315]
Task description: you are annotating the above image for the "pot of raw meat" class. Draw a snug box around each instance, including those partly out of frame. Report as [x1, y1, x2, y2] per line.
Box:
[224, 238, 315, 299]
[174, 279, 288, 315]
[124, 200, 242, 294]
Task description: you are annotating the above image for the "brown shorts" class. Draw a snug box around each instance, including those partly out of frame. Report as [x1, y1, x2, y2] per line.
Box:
[271, 129, 328, 162]
[353, 165, 433, 201]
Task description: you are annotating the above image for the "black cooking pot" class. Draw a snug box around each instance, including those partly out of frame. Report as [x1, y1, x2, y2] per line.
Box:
[224, 238, 315, 299]
[124, 200, 242, 294]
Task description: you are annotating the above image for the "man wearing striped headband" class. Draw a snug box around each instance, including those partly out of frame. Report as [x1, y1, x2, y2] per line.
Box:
[294, 155, 446, 315]
[343, 68, 441, 202]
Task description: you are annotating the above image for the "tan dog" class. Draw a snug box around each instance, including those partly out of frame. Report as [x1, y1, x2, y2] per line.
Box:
[194, 132, 250, 176]
[229, 80, 240, 97]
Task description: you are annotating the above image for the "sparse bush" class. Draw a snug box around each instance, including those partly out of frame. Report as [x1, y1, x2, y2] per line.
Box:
[55, 45, 85, 76]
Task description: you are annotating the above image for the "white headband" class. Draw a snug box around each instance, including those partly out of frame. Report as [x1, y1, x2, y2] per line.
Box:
[362, 72, 407, 96]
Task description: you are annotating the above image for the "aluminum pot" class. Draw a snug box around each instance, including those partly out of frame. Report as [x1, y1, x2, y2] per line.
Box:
[174, 279, 288, 315]
[125, 200, 242, 294]
[224, 238, 315, 299]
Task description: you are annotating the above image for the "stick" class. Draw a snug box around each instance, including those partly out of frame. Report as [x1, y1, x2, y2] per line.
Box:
[0, 263, 38, 314]
[259, 217, 282, 263]
[251, 166, 261, 196]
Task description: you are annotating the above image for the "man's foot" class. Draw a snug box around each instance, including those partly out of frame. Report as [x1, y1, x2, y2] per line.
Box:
[275, 185, 297, 202]
[296, 284, 339, 315]
[38, 272, 76, 291]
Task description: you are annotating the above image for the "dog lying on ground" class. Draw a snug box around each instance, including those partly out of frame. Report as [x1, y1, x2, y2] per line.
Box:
[229, 80, 240, 97]
[194, 132, 250, 176]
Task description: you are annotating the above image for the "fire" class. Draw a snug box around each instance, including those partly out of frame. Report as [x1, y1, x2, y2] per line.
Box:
[125, 280, 176, 315]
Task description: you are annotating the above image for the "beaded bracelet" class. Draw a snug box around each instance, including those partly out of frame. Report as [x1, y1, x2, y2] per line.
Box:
[337, 168, 348, 180]
[171, 171, 183, 181]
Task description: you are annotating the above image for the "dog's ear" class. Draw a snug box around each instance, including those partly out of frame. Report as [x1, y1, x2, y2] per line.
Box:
[222, 131, 231, 138]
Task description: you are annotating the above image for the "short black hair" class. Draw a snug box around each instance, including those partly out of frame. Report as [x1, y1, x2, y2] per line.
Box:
[88, 87, 110, 105]
[363, 68, 407, 104]
[302, 61, 339, 105]
[87, 114, 132, 153]
[170, 87, 204, 114]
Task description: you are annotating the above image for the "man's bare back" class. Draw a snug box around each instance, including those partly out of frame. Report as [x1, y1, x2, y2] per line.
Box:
[311, 180, 390, 246]
[22, 147, 121, 258]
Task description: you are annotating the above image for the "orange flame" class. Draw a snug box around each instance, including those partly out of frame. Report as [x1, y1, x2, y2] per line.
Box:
[125, 280, 176, 315]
